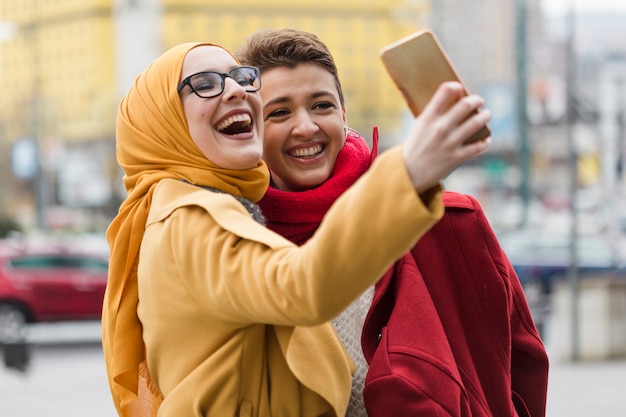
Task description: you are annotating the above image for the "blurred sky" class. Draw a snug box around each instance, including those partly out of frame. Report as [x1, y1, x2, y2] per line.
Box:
[543, 0, 626, 15]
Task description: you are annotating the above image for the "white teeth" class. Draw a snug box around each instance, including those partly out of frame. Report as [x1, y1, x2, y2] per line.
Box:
[290, 144, 323, 158]
[217, 113, 251, 131]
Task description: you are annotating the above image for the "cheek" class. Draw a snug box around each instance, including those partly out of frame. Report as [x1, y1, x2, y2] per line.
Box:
[183, 102, 206, 132]
[329, 130, 346, 160]
[262, 139, 281, 164]
[262, 126, 284, 150]
[330, 126, 346, 148]
[187, 98, 214, 121]
[194, 105, 211, 123]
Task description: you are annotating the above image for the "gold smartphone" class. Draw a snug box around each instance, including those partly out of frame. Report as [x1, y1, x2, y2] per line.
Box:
[380, 29, 490, 144]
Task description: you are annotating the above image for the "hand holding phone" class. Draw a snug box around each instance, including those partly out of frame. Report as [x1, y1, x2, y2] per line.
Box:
[380, 30, 491, 144]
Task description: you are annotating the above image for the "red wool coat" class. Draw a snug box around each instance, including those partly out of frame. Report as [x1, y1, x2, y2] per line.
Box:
[362, 192, 549, 417]
[259, 128, 549, 417]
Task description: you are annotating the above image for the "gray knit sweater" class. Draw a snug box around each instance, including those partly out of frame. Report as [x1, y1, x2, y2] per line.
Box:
[332, 286, 374, 417]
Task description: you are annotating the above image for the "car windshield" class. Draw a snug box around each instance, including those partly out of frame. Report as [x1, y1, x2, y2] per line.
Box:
[499, 230, 623, 268]
[8, 255, 108, 271]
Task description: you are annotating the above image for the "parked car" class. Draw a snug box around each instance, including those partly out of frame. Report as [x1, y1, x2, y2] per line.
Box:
[499, 229, 626, 286]
[0, 242, 108, 344]
[497, 228, 626, 337]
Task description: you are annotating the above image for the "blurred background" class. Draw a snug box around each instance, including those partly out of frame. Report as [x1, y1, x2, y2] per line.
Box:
[1, 0, 626, 415]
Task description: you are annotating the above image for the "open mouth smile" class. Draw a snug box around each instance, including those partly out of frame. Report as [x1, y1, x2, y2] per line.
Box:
[216, 113, 253, 135]
[289, 143, 325, 159]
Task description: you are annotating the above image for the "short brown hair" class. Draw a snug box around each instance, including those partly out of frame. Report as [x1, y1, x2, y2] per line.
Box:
[236, 28, 345, 106]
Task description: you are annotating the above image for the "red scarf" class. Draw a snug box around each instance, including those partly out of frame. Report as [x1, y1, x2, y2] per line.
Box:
[259, 128, 379, 245]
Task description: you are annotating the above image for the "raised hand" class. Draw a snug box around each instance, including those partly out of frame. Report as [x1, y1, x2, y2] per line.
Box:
[402, 81, 491, 194]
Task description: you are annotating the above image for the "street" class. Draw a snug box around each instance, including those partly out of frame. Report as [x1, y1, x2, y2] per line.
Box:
[546, 356, 626, 416]
[0, 322, 114, 416]
[0, 321, 625, 417]
[0, 342, 116, 416]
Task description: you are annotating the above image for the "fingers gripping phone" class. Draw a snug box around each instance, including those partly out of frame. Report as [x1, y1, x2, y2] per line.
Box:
[380, 29, 491, 144]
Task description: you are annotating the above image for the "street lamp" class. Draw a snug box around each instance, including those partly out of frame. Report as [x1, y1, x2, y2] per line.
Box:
[515, 0, 530, 228]
[564, 0, 581, 362]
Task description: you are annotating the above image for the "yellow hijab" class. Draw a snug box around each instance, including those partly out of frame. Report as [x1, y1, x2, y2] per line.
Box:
[102, 42, 270, 416]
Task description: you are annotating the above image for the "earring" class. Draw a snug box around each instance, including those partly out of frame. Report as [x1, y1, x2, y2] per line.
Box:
[344, 126, 349, 138]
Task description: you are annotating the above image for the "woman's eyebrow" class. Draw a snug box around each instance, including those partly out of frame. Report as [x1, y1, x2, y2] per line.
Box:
[264, 96, 292, 107]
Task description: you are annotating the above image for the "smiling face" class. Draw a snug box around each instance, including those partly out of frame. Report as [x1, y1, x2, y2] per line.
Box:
[260, 63, 346, 191]
[180, 45, 263, 170]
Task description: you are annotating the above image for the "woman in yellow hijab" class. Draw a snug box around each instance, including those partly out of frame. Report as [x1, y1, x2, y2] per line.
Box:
[103, 42, 491, 417]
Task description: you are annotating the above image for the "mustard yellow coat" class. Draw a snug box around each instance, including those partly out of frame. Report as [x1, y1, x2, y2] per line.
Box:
[137, 147, 443, 417]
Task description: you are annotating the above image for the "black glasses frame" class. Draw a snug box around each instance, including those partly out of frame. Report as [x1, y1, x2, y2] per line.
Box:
[177, 66, 261, 98]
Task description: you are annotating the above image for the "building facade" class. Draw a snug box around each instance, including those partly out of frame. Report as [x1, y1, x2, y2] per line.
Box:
[0, 0, 425, 230]
[3, 0, 614, 234]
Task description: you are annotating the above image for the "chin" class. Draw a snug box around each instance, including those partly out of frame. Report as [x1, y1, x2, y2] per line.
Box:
[298, 174, 329, 190]
[238, 159, 263, 170]
[234, 147, 263, 169]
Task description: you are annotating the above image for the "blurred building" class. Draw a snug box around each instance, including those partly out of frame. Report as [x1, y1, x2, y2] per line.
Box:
[0, 0, 426, 230]
[431, 0, 549, 147]
[0, 0, 119, 230]
[1, 0, 623, 235]
[430, 0, 626, 234]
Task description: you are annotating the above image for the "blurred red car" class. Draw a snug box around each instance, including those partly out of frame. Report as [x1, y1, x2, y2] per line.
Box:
[0, 241, 108, 343]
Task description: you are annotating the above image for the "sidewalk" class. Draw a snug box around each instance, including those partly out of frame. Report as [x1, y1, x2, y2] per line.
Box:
[546, 355, 626, 417]
[1, 321, 625, 417]
[543, 310, 626, 417]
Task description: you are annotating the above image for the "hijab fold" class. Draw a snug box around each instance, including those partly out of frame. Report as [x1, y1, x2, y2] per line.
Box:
[102, 42, 270, 416]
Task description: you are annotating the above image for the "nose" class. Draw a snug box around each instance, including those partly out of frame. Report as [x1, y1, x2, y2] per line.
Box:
[221, 77, 248, 101]
[291, 110, 319, 138]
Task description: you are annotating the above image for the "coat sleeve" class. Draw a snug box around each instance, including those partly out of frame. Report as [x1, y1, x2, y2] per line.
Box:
[508, 258, 550, 417]
[468, 194, 550, 417]
[368, 191, 549, 417]
[143, 146, 444, 326]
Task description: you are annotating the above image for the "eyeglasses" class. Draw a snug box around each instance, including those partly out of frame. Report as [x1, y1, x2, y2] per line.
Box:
[177, 66, 261, 98]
